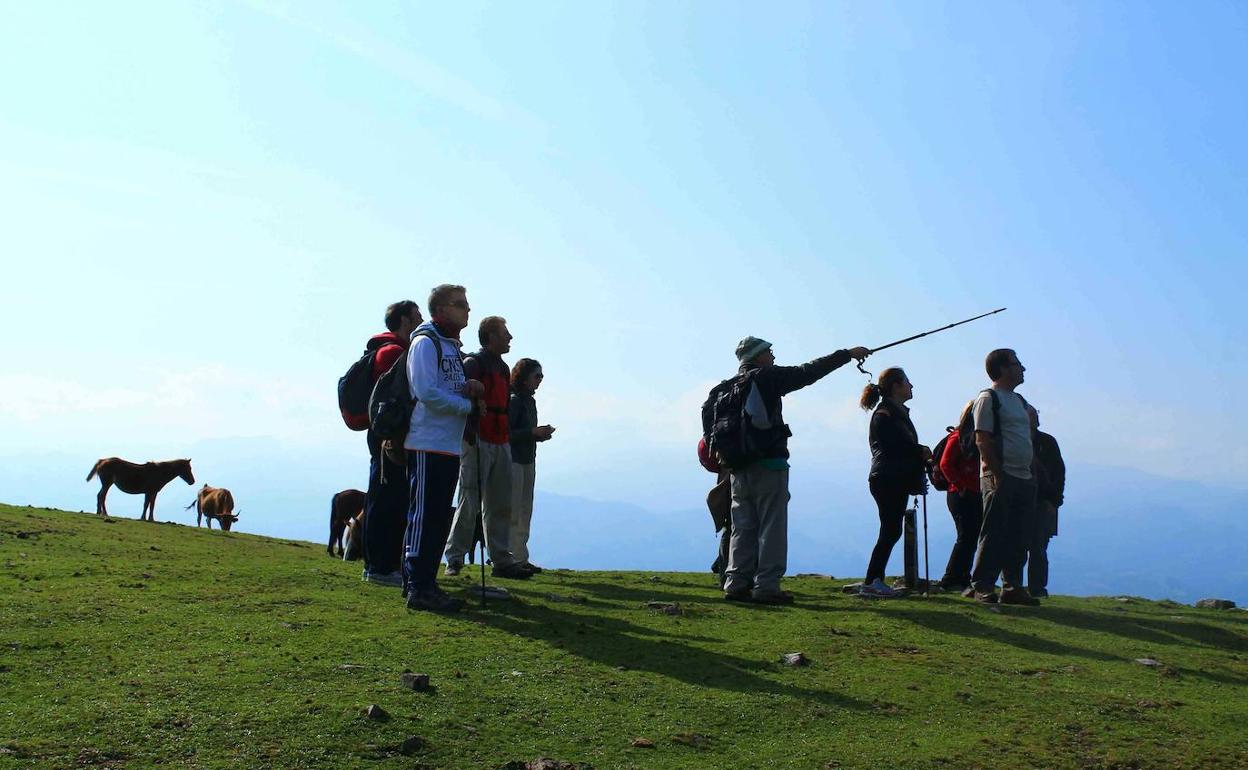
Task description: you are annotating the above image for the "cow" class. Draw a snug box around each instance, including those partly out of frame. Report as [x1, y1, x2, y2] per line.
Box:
[185, 484, 240, 531]
[86, 457, 194, 521]
[329, 489, 366, 557]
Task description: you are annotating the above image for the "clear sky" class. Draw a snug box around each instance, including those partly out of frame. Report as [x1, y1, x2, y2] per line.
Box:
[2, 3, 1245, 527]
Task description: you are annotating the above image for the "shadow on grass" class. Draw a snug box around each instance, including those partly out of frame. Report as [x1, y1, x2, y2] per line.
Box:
[548, 578, 716, 607]
[1034, 606, 1248, 654]
[846, 603, 1248, 687]
[467, 598, 872, 711]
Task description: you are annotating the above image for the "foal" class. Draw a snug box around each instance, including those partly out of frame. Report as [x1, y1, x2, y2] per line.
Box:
[86, 457, 195, 521]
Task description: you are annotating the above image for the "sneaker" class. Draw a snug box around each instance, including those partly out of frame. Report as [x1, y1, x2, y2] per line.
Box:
[974, 590, 1000, 605]
[444, 561, 463, 577]
[364, 571, 404, 587]
[1000, 588, 1041, 606]
[750, 590, 795, 605]
[1029, 587, 1049, 598]
[861, 578, 898, 598]
[406, 585, 464, 613]
[491, 563, 533, 580]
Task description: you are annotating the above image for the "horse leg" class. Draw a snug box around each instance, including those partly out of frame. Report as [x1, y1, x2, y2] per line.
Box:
[96, 483, 111, 517]
[143, 493, 155, 521]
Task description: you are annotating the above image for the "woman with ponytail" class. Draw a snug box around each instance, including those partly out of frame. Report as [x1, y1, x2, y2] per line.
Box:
[859, 367, 931, 597]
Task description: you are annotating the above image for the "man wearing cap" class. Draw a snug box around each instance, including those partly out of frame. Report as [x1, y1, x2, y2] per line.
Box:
[722, 336, 871, 604]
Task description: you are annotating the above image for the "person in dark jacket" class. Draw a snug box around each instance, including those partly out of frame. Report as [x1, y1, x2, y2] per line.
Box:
[859, 367, 931, 597]
[361, 300, 422, 587]
[1026, 407, 1065, 597]
[721, 336, 870, 605]
[936, 401, 983, 592]
[508, 358, 555, 571]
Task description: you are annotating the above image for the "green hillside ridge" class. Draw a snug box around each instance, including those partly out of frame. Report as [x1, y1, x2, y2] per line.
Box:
[1, 503, 1245, 770]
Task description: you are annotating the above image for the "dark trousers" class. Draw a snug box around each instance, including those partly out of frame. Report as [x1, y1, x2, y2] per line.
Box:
[940, 490, 983, 587]
[971, 473, 1036, 593]
[363, 449, 408, 575]
[403, 451, 461, 591]
[1027, 501, 1056, 590]
[866, 477, 909, 584]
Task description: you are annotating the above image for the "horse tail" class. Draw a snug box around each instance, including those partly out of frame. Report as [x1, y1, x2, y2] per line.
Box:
[86, 460, 102, 481]
[185, 500, 197, 511]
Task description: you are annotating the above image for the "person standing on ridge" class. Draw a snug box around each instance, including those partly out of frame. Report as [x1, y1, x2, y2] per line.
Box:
[444, 316, 532, 580]
[858, 367, 931, 597]
[362, 300, 423, 587]
[402, 284, 483, 613]
[507, 357, 555, 572]
[720, 336, 870, 605]
[1026, 406, 1065, 598]
[967, 348, 1040, 606]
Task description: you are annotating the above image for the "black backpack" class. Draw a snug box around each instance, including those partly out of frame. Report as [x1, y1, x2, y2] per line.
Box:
[700, 369, 785, 470]
[927, 427, 954, 491]
[367, 330, 444, 442]
[338, 338, 391, 431]
[957, 389, 1028, 462]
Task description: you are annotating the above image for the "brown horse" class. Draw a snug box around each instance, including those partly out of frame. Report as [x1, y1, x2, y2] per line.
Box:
[86, 457, 195, 521]
[329, 488, 366, 556]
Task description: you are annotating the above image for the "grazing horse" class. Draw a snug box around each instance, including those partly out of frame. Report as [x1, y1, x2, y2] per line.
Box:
[329, 488, 366, 557]
[86, 458, 195, 521]
[185, 484, 240, 531]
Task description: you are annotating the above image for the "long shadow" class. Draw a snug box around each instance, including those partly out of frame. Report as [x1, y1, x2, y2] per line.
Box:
[842, 604, 1248, 687]
[549, 577, 719, 607]
[463, 597, 872, 712]
[1034, 606, 1248, 653]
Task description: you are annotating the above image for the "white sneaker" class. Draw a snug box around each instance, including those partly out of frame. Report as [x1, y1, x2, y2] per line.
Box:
[861, 578, 897, 597]
[444, 561, 463, 577]
[364, 571, 404, 587]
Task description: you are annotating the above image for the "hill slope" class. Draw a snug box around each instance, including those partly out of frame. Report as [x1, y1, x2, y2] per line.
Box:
[1, 504, 1246, 769]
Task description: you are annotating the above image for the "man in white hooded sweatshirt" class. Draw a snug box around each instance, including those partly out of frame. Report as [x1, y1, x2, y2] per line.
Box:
[402, 284, 483, 612]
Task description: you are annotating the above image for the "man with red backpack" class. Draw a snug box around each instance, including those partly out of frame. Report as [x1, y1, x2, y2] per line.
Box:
[359, 300, 423, 587]
[935, 402, 983, 593]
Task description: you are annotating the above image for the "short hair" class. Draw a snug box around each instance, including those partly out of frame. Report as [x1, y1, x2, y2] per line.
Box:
[511, 358, 542, 387]
[985, 349, 1016, 380]
[478, 316, 508, 347]
[427, 284, 466, 318]
[384, 300, 420, 332]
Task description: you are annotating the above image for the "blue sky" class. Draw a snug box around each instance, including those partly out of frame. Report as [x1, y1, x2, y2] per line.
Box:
[2, 3, 1246, 541]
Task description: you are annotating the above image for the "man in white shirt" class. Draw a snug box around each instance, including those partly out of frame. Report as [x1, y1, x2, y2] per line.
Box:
[968, 348, 1040, 606]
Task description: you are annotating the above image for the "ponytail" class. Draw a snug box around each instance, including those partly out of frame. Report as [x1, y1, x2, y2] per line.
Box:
[859, 382, 882, 411]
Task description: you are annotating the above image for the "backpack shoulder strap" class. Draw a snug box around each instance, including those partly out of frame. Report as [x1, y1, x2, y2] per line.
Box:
[411, 329, 445, 367]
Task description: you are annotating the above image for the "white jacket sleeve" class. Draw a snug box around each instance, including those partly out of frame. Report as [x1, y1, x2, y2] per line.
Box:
[408, 336, 472, 416]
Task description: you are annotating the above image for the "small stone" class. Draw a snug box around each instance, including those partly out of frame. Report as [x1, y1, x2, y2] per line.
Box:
[399, 735, 426, 755]
[1115, 597, 1132, 603]
[783, 652, 810, 666]
[1135, 658, 1162, 667]
[337, 664, 366, 671]
[1195, 598, 1237, 610]
[365, 704, 389, 721]
[643, 601, 682, 615]
[401, 672, 431, 691]
[631, 738, 655, 748]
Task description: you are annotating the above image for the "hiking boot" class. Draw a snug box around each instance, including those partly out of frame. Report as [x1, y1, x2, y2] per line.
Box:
[974, 591, 1000, 605]
[1029, 587, 1049, 598]
[406, 585, 464, 613]
[1000, 588, 1041, 606]
[491, 563, 533, 580]
[521, 562, 544, 574]
[940, 580, 970, 594]
[444, 561, 463, 577]
[723, 590, 751, 602]
[750, 590, 795, 605]
[861, 578, 898, 598]
[364, 571, 404, 588]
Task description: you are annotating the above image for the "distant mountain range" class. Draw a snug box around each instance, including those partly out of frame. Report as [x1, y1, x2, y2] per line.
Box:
[4, 444, 1243, 604]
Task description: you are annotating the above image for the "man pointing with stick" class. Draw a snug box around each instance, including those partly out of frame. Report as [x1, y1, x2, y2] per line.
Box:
[712, 338, 870, 605]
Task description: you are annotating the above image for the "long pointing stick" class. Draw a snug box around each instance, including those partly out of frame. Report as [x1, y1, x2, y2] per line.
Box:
[857, 307, 1007, 375]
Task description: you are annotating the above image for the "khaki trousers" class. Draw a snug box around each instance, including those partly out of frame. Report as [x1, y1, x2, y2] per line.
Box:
[510, 462, 536, 563]
[445, 440, 515, 567]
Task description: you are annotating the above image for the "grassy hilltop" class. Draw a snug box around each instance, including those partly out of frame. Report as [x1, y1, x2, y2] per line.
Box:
[1, 503, 1246, 770]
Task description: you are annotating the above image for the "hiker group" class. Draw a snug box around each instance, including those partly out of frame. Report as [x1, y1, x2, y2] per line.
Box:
[701, 342, 1064, 607]
[338, 287, 555, 613]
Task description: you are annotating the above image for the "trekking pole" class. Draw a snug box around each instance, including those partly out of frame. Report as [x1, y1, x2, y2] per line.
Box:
[856, 308, 1007, 377]
[921, 488, 930, 598]
[476, 436, 487, 608]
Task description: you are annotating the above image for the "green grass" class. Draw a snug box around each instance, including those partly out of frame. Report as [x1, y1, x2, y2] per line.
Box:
[1, 503, 1246, 769]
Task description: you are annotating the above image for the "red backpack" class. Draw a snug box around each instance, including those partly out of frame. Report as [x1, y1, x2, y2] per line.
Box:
[939, 427, 981, 493]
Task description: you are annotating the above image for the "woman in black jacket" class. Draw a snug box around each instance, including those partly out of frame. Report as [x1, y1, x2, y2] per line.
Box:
[860, 367, 930, 597]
